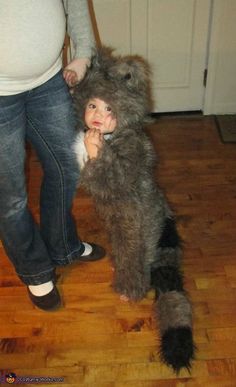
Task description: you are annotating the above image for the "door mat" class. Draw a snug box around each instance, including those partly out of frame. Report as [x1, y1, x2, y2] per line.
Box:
[215, 114, 236, 143]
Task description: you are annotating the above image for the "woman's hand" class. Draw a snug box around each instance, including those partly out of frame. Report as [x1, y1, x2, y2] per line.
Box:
[84, 128, 104, 159]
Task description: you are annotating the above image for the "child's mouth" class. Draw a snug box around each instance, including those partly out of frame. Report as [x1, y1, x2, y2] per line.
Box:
[92, 121, 102, 127]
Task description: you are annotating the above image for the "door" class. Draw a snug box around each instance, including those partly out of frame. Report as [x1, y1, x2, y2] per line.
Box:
[89, 0, 211, 112]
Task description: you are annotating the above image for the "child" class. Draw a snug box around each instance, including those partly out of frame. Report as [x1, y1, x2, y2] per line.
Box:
[73, 47, 195, 372]
[75, 97, 117, 168]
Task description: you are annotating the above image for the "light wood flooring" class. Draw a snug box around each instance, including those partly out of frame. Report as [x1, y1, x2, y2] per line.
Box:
[0, 115, 236, 386]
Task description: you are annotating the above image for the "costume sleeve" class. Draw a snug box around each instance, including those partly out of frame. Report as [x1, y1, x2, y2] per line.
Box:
[81, 130, 156, 199]
[63, 0, 95, 59]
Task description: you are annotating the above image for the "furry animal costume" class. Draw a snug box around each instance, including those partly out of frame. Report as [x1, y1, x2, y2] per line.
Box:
[73, 47, 195, 372]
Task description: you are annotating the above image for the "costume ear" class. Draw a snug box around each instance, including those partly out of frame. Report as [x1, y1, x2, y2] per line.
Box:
[119, 57, 151, 91]
[91, 46, 116, 71]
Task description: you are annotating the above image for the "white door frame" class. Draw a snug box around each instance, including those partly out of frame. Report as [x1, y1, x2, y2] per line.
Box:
[204, 0, 236, 114]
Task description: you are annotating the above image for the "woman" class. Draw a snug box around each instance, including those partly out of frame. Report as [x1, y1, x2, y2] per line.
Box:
[0, 0, 105, 311]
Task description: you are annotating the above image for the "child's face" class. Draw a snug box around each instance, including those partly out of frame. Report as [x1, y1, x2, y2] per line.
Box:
[84, 98, 117, 134]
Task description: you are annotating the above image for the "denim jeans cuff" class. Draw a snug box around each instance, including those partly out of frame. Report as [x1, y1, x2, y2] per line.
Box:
[52, 244, 85, 266]
[17, 268, 56, 286]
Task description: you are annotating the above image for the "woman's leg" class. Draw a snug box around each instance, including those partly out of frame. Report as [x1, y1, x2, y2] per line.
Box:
[25, 71, 84, 265]
[0, 94, 55, 285]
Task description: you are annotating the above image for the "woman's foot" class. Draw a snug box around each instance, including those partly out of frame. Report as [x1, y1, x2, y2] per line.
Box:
[28, 281, 54, 296]
[77, 242, 106, 262]
[27, 281, 61, 311]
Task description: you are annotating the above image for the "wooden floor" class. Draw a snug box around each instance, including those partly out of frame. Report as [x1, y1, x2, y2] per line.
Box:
[1, 115, 236, 386]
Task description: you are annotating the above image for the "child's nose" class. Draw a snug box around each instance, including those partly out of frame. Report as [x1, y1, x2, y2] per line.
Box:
[95, 109, 104, 117]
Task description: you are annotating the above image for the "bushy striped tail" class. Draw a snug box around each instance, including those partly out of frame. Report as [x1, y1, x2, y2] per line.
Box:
[151, 218, 196, 372]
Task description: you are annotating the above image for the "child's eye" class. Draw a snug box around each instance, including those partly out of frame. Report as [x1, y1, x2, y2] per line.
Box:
[88, 103, 96, 109]
[105, 106, 112, 112]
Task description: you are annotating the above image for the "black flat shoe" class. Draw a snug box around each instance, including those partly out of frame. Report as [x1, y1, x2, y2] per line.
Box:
[27, 285, 61, 311]
[77, 243, 106, 262]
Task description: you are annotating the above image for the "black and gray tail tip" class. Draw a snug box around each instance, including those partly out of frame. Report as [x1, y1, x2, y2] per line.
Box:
[160, 326, 196, 373]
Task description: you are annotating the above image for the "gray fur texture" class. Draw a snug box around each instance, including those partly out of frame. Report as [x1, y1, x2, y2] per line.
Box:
[158, 291, 193, 334]
[73, 47, 195, 371]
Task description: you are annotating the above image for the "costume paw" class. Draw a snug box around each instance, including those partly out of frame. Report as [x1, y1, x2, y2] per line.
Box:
[114, 275, 147, 301]
[119, 294, 130, 302]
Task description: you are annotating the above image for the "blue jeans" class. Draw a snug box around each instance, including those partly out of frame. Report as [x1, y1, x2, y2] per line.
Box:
[0, 71, 84, 285]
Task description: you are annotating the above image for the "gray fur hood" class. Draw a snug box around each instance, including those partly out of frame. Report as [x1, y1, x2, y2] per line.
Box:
[73, 47, 153, 131]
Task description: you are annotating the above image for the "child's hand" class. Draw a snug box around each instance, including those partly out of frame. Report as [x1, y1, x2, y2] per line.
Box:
[84, 128, 104, 159]
[63, 58, 90, 87]
[104, 115, 117, 133]
[63, 69, 77, 87]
